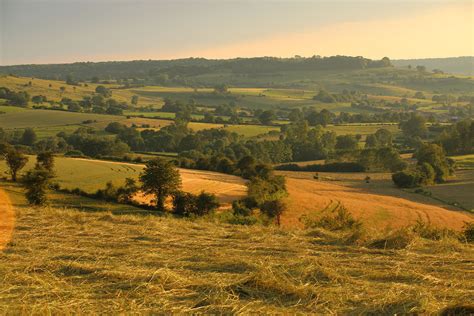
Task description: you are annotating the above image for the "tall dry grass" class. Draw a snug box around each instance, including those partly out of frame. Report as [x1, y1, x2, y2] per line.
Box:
[0, 204, 473, 314]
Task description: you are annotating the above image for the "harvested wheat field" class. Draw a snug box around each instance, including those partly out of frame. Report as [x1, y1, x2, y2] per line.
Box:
[0, 188, 14, 251]
[134, 168, 247, 209]
[281, 176, 474, 231]
[60, 158, 247, 208]
[1, 201, 473, 314]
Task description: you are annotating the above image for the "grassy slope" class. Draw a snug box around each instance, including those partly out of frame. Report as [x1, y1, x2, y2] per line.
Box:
[2, 156, 471, 231]
[0, 185, 472, 313]
[0, 157, 247, 208]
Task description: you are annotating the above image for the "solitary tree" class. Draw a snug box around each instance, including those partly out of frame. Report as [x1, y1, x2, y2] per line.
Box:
[21, 128, 37, 146]
[131, 95, 139, 105]
[260, 199, 287, 226]
[5, 150, 28, 181]
[258, 110, 276, 125]
[95, 85, 111, 97]
[400, 114, 428, 139]
[36, 152, 55, 173]
[23, 167, 51, 205]
[140, 158, 181, 211]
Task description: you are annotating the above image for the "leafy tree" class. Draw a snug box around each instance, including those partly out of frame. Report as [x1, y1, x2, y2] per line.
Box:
[258, 110, 275, 125]
[131, 95, 139, 105]
[437, 119, 473, 155]
[416, 65, 426, 73]
[288, 108, 304, 122]
[400, 114, 428, 139]
[415, 143, 451, 183]
[414, 91, 426, 99]
[105, 122, 126, 134]
[313, 89, 335, 103]
[173, 191, 220, 217]
[36, 152, 55, 173]
[195, 191, 220, 215]
[8, 91, 30, 107]
[117, 178, 139, 203]
[335, 135, 358, 151]
[247, 174, 287, 206]
[21, 128, 37, 146]
[23, 167, 51, 205]
[260, 199, 287, 226]
[5, 150, 28, 181]
[31, 95, 46, 104]
[140, 158, 181, 211]
[374, 128, 393, 147]
[95, 85, 111, 97]
[213, 84, 228, 94]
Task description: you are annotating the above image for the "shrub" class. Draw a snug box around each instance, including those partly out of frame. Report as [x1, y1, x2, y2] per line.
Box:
[392, 170, 421, 188]
[23, 167, 52, 205]
[232, 200, 252, 216]
[307, 206, 362, 231]
[462, 222, 474, 243]
[195, 191, 220, 216]
[260, 199, 287, 226]
[64, 150, 85, 157]
[172, 191, 220, 217]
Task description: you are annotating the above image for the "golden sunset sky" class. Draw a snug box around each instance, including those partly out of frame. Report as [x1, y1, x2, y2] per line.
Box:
[1, 0, 472, 65]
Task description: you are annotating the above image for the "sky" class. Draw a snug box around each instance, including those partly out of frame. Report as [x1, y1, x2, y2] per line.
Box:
[0, 0, 472, 65]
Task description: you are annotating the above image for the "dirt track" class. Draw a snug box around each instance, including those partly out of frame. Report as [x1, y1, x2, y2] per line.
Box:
[281, 177, 474, 231]
[0, 188, 14, 251]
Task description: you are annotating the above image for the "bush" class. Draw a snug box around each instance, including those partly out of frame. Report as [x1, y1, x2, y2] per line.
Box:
[392, 170, 421, 188]
[392, 163, 437, 188]
[64, 150, 85, 157]
[172, 191, 220, 217]
[232, 200, 252, 216]
[304, 206, 362, 231]
[462, 222, 474, 243]
[260, 199, 287, 226]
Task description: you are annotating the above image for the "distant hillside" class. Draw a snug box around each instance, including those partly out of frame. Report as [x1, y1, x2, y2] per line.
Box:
[393, 57, 474, 75]
[0, 56, 391, 81]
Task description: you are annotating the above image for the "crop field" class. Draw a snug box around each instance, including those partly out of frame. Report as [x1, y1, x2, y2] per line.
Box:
[2, 156, 471, 232]
[276, 171, 474, 231]
[324, 123, 400, 137]
[0, 75, 158, 105]
[0, 185, 473, 313]
[0, 157, 246, 208]
[0, 107, 122, 129]
[224, 124, 280, 137]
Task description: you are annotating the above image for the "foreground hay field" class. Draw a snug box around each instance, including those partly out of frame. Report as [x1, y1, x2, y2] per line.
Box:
[0, 197, 473, 314]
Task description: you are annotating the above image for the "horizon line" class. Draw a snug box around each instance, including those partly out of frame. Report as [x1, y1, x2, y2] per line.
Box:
[1, 55, 473, 68]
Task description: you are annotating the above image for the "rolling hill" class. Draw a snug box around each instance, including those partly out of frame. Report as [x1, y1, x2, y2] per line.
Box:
[1, 156, 471, 232]
[393, 57, 474, 75]
[0, 188, 472, 314]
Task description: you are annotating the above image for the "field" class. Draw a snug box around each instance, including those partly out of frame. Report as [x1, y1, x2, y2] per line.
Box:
[0, 75, 157, 106]
[0, 157, 246, 209]
[2, 156, 472, 232]
[277, 172, 473, 231]
[0, 187, 473, 313]
[325, 123, 400, 137]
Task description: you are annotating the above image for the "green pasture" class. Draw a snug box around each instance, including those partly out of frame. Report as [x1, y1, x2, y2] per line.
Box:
[0, 156, 143, 194]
